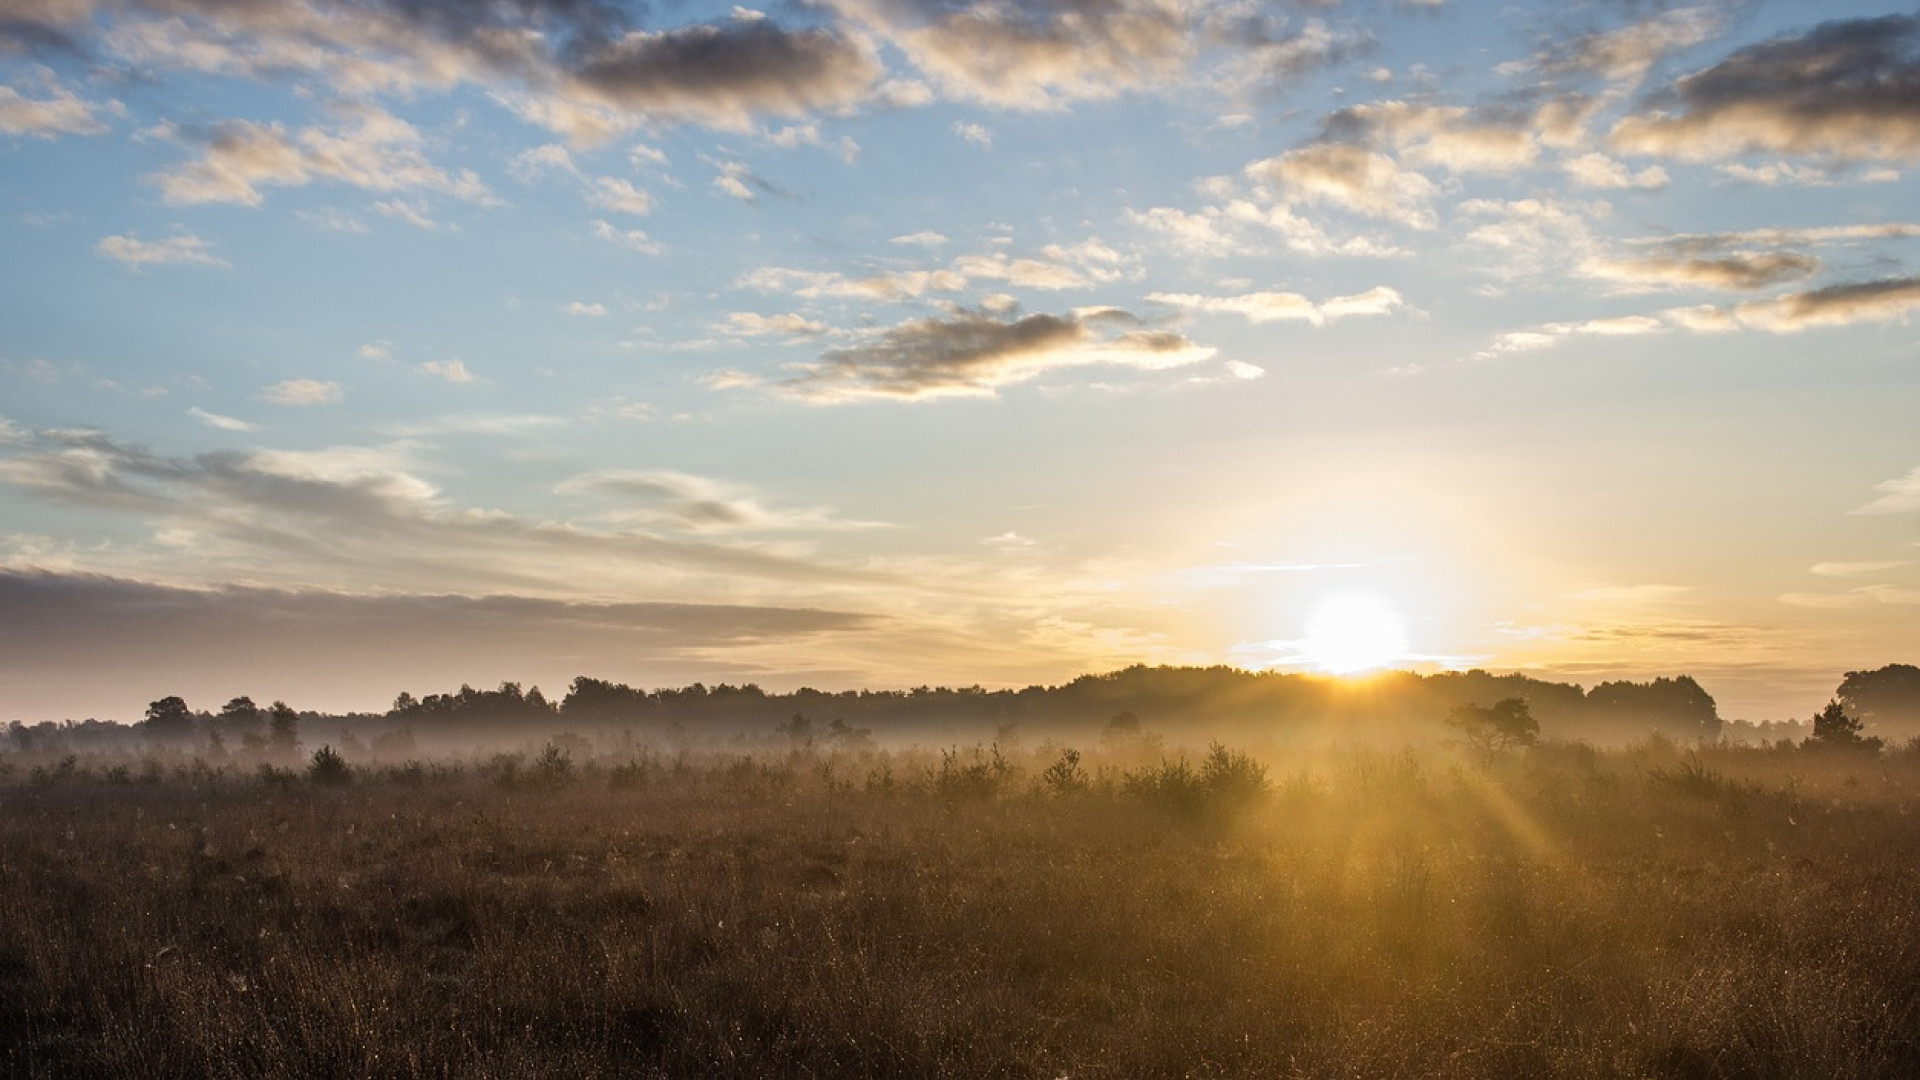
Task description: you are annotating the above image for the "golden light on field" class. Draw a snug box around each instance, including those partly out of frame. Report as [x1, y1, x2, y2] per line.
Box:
[1299, 594, 1412, 674]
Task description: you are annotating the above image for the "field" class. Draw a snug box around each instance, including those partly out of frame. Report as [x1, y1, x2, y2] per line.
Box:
[4, 736, 1919, 1078]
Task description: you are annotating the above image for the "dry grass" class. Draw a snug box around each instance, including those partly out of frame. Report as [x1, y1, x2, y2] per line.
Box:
[3, 738, 1919, 1078]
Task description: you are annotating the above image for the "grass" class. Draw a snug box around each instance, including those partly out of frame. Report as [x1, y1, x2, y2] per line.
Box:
[3, 736, 1919, 1077]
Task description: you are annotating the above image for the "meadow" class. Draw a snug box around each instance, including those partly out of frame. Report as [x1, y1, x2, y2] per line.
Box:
[3, 733, 1919, 1078]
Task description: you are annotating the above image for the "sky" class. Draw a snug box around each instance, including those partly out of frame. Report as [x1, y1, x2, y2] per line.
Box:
[1, 0, 1917, 725]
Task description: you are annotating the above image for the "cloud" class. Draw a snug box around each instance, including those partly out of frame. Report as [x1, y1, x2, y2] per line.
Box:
[708, 156, 792, 202]
[147, 104, 492, 208]
[1456, 197, 1601, 276]
[261, 379, 343, 405]
[1582, 251, 1821, 291]
[844, 0, 1191, 110]
[567, 16, 881, 130]
[1717, 160, 1902, 186]
[419, 360, 474, 383]
[586, 176, 652, 215]
[1510, 5, 1723, 86]
[1147, 285, 1405, 325]
[590, 219, 662, 255]
[188, 407, 259, 433]
[1855, 466, 1920, 515]
[1611, 14, 1920, 162]
[738, 265, 964, 301]
[61, 0, 888, 140]
[374, 198, 444, 230]
[1779, 584, 1920, 609]
[94, 231, 229, 270]
[564, 301, 608, 317]
[761, 121, 859, 163]
[1811, 560, 1911, 577]
[1246, 143, 1438, 229]
[724, 312, 828, 338]
[1563, 151, 1668, 190]
[777, 307, 1215, 402]
[890, 230, 947, 247]
[1318, 101, 1543, 174]
[0, 77, 116, 136]
[1126, 199, 1403, 259]
[953, 120, 992, 148]
[0, 427, 897, 601]
[1202, 14, 1362, 97]
[556, 468, 884, 532]
[1642, 223, 1920, 248]
[1731, 277, 1920, 332]
[1468, 314, 1664, 363]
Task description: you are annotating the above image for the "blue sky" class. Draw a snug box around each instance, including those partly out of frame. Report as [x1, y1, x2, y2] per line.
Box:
[2, 0, 1918, 723]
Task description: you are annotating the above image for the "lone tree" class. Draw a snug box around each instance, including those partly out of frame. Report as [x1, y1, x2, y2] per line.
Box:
[1446, 698, 1538, 760]
[142, 696, 196, 744]
[1804, 698, 1883, 752]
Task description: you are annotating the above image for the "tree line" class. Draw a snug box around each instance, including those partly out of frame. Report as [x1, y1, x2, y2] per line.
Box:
[10, 663, 1919, 757]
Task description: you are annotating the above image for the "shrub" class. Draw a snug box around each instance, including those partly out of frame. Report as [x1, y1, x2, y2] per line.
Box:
[1124, 743, 1269, 820]
[933, 744, 1014, 801]
[1041, 748, 1089, 796]
[306, 744, 352, 786]
[532, 742, 575, 789]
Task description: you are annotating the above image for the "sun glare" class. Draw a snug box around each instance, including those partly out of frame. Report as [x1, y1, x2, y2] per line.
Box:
[1300, 594, 1410, 674]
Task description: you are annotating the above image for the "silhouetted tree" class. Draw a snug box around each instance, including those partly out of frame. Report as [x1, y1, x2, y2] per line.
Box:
[142, 696, 195, 744]
[267, 700, 301, 763]
[1804, 699, 1883, 752]
[1446, 698, 1538, 760]
[1836, 664, 1920, 735]
[217, 696, 266, 754]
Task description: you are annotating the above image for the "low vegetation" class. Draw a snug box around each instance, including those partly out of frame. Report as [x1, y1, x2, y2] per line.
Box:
[4, 732, 1919, 1078]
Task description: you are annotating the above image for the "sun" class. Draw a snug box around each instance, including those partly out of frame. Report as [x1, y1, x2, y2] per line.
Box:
[1300, 594, 1411, 674]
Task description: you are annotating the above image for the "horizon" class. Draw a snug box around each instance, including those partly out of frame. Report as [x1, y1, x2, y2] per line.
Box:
[3, 0, 1918, 726]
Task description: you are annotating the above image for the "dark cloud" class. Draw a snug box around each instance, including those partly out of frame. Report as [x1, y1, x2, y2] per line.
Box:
[26, 1, 878, 133]
[0, 567, 878, 722]
[1733, 275, 1920, 331]
[778, 307, 1214, 401]
[1612, 13, 1920, 160]
[567, 19, 881, 127]
[0, 0, 95, 57]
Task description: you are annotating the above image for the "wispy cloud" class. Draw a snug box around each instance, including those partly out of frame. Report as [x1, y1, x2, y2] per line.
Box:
[591, 219, 662, 255]
[1148, 286, 1405, 325]
[94, 231, 228, 270]
[1855, 466, 1920, 516]
[146, 105, 492, 209]
[261, 379, 343, 405]
[419, 360, 474, 384]
[0, 78, 118, 137]
[188, 407, 259, 433]
[556, 468, 887, 533]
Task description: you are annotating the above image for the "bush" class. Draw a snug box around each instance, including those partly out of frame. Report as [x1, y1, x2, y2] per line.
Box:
[1124, 743, 1269, 820]
[532, 742, 575, 789]
[306, 745, 352, 786]
[1041, 748, 1089, 796]
[932, 744, 1014, 801]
